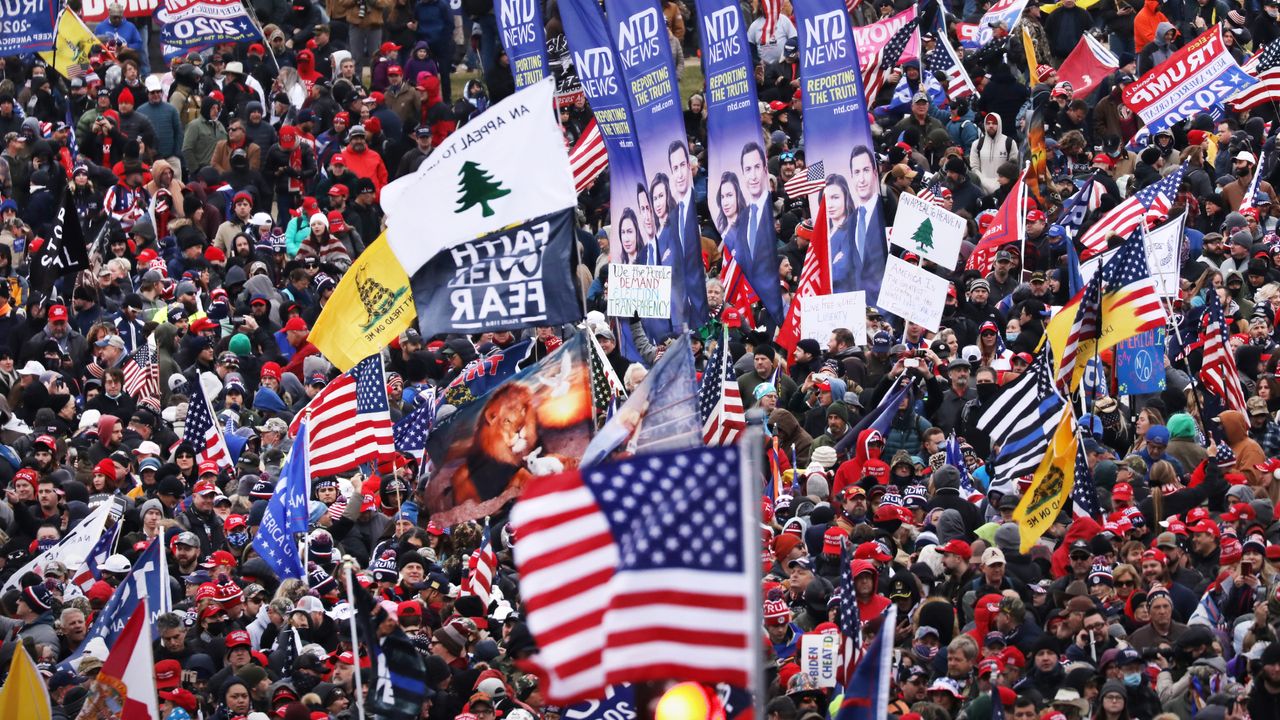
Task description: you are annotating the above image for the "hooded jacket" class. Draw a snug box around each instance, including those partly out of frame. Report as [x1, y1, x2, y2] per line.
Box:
[969, 113, 1015, 194]
[1221, 410, 1268, 491]
[183, 97, 228, 171]
[831, 428, 883, 498]
[1139, 21, 1180, 73]
[770, 409, 814, 469]
[927, 465, 984, 531]
[1135, 0, 1171, 48]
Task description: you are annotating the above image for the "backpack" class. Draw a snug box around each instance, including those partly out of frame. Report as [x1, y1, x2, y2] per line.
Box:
[974, 132, 1016, 160]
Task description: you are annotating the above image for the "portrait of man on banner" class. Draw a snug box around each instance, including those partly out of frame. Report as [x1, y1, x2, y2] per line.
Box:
[828, 144, 886, 296]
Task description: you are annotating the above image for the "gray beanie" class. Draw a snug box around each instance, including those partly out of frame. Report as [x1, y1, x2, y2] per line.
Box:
[139, 498, 164, 517]
[994, 523, 1021, 554]
[806, 475, 830, 502]
[933, 465, 961, 492]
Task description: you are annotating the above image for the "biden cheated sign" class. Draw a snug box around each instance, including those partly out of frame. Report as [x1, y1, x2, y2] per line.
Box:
[410, 208, 582, 337]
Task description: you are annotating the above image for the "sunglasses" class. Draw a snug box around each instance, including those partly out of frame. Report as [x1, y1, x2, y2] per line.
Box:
[780, 151, 796, 161]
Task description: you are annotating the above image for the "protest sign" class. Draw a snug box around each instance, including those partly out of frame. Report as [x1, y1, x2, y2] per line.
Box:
[878, 255, 948, 332]
[1122, 26, 1255, 136]
[1144, 214, 1185, 297]
[410, 209, 583, 337]
[802, 291, 868, 347]
[1116, 329, 1166, 396]
[607, 263, 674, 318]
[0, 0, 57, 56]
[891, 193, 965, 268]
[800, 633, 840, 688]
[851, 7, 919, 71]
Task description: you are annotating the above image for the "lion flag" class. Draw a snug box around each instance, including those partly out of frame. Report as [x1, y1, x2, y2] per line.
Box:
[39, 9, 99, 80]
[309, 233, 415, 373]
[1013, 407, 1077, 553]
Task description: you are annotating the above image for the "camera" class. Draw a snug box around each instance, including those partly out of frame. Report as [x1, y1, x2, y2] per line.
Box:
[231, 316, 247, 327]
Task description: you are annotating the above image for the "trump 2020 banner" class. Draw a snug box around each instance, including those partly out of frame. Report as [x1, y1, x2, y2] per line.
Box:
[697, 0, 785, 322]
[603, 0, 708, 328]
[158, 0, 262, 58]
[794, 0, 889, 306]
[409, 208, 584, 337]
[424, 333, 594, 525]
[1123, 25, 1256, 136]
[495, 0, 550, 88]
[0, 0, 57, 56]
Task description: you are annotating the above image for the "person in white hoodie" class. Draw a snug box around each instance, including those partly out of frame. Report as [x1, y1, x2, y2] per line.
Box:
[970, 113, 1018, 194]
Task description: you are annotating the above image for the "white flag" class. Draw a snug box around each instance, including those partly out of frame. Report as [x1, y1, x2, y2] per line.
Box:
[2, 501, 112, 593]
[382, 78, 577, 274]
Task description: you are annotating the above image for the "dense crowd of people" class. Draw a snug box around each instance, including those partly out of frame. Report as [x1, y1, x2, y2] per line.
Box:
[5, 0, 1280, 718]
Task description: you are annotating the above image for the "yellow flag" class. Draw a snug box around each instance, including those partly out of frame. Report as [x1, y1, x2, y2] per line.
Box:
[1022, 27, 1040, 86]
[1013, 408, 1077, 553]
[1039, 0, 1103, 12]
[38, 9, 99, 81]
[309, 233, 416, 372]
[0, 643, 52, 720]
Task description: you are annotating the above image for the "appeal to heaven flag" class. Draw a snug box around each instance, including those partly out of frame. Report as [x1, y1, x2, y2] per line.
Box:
[1013, 408, 1077, 553]
[309, 233, 415, 373]
[381, 79, 577, 274]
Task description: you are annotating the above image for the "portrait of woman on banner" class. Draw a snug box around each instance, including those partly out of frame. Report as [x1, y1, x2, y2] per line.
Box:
[825, 174, 855, 287]
[618, 207, 656, 265]
[716, 171, 748, 257]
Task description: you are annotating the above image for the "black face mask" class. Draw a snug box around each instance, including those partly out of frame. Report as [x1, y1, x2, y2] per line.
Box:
[206, 622, 225, 635]
[977, 383, 1000, 402]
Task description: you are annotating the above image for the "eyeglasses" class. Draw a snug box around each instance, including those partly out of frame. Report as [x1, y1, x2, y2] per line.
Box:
[1115, 580, 1135, 588]
[780, 152, 796, 161]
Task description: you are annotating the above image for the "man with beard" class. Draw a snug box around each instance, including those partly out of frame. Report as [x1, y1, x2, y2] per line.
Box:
[929, 357, 976, 436]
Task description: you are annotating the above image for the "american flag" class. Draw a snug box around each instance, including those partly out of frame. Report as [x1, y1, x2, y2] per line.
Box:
[1078, 165, 1185, 260]
[836, 545, 861, 684]
[915, 176, 946, 205]
[183, 379, 232, 469]
[976, 345, 1066, 486]
[699, 326, 745, 445]
[762, 0, 781, 43]
[71, 522, 121, 590]
[1199, 287, 1249, 415]
[509, 445, 754, 703]
[570, 119, 607, 193]
[783, 160, 825, 198]
[1058, 173, 1104, 240]
[1071, 443, 1103, 521]
[924, 31, 975, 100]
[1240, 146, 1273, 215]
[393, 394, 436, 458]
[1231, 40, 1280, 112]
[461, 524, 498, 606]
[863, 19, 919, 103]
[1059, 231, 1167, 390]
[122, 337, 161, 413]
[589, 331, 625, 416]
[719, 248, 758, 329]
[291, 354, 395, 477]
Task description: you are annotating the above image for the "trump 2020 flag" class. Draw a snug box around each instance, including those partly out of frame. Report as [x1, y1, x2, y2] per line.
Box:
[511, 445, 755, 703]
[382, 79, 577, 274]
[253, 426, 309, 580]
[580, 333, 700, 466]
[60, 537, 171, 673]
[602, 0, 708, 327]
[795, 0, 889, 306]
[496, 0, 551, 88]
[697, 0, 785, 322]
[158, 0, 264, 60]
[410, 208, 584, 337]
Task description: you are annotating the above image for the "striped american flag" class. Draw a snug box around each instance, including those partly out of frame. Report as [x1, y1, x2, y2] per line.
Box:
[462, 524, 498, 606]
[290, 354, 395, 477]
[863, 18, 919, 103]
[1240, 146, 1272, 215]
[1199, 287, 1249, 415]
[570, 119, 607, 193]
[183, 379, 232, 469]
[776, 199, 831, 355]
[1078, 165, 1185, 260]
[1058, 231, 1166, 389]
[122, 337, 160, 412]
[1231, 40, 1280, 112]
[924, 31, 975, 100]
[916, 176, 947, 205]
[836, 544, 861, 683]
[783, 160, 825, 198]
[719, 248, 758, 328]
[762, 0, 781, 42]
[699, 326, 745, 445]
[510, 444, 755, 703]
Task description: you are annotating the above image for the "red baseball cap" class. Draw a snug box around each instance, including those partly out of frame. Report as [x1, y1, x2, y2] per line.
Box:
[426, 521, 445, 536]
[225, 629, 252, 648]
[159, 689, 198, 712]
[387, 64, 403, 75]
[940, 539, 972, 558]
[197, 463, 219, 478]
[327, 211, 347, 232]
[822, 526, 848, 554]
[854, 541, 892, 563]
[203, 550, 237, 568]
[1026, 209, 1046, 223]
[283, 317, 309, 333]
[328, 183, 349, 197]
[155, 659, 182, 688]
[397, 600, 423, 617]
[48, 304, 68, 322]
[330, 152, 346, 165]
[1112, 483, 1133, 502]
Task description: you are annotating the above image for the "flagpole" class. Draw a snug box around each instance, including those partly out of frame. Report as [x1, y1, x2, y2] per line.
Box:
[741, 411, 766, 720]
[343, 563, 367, 720]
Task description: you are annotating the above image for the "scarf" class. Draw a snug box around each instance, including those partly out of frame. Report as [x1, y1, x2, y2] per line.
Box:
[288, 144, 303, 193]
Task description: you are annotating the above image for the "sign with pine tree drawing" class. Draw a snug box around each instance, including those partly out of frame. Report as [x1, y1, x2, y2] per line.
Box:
[455, 161, 511, 217]
[890, 192, 965, 268]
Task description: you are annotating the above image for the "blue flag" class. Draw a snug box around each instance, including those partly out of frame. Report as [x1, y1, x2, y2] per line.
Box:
[835, 605, 896, 719]
[496, 0, 551, 88]
[253, 425, 309, 579]
[59, 537, 169, 671]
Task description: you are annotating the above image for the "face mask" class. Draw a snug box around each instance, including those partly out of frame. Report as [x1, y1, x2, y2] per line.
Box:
[977, 384, 1000, 402]
[228, 531, 249, 548]
[913, 643, 938, 660]
[1006, 331, 1020, 342]
[1268, 7, 1277, 16]
[1124, 672, 1143, 687]
[206, 622, 225, 635]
